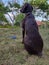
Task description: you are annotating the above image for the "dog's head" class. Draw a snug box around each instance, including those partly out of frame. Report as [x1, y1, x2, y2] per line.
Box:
[20, 3, 33, 13]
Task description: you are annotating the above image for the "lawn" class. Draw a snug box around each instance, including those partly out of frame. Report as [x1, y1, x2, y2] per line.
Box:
[0, 26, 49, 65]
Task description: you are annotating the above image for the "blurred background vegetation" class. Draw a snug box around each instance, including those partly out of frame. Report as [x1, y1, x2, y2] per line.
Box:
[0, 0, 49, 27]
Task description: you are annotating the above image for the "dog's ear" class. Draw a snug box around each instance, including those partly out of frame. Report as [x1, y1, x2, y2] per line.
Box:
[25, 3, 33, 12]
[24, 3, 33, 10]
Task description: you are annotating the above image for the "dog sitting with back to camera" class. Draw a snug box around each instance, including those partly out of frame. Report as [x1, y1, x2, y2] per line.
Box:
[20, 3, 43, 56]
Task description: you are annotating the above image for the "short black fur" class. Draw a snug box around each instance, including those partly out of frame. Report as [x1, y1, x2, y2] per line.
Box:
[20, 3, 43, 56]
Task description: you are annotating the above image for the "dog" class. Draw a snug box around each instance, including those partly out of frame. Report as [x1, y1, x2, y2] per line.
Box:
[20, 3, 43, 56]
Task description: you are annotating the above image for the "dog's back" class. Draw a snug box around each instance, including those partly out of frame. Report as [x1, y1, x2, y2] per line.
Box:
[25, 13, 38, 34]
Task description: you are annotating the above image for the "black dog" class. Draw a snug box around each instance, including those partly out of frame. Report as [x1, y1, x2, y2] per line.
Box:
[20, 3, 43, 56]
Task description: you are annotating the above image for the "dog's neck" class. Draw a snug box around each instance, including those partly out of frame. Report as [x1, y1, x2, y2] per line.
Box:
[25, 12, 32, 16]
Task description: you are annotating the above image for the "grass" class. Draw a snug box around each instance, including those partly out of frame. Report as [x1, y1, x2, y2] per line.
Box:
[0, 26, 49, 65]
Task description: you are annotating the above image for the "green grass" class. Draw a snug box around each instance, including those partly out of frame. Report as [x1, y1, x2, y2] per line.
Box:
[0, 26, 49, 65]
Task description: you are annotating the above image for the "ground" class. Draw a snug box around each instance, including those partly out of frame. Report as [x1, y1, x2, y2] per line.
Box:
[0, 26, 49, 65]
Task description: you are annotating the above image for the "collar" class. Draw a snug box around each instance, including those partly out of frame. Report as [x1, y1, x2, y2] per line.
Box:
[25, 12, 32, 16]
